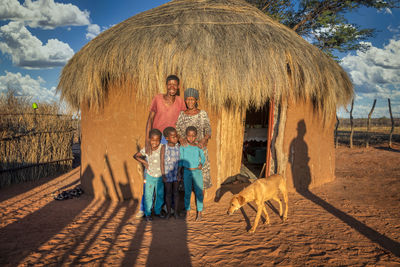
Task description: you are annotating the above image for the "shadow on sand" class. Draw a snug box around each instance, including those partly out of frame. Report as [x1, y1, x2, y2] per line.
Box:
[291, 120, 400, 257]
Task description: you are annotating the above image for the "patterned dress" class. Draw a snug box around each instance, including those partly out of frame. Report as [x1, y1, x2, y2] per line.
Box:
[176, 110, 212, 189]
[164, 143, 180, 182]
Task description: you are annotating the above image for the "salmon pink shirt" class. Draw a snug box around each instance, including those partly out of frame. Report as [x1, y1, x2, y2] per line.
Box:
[150, 94, 186, 133]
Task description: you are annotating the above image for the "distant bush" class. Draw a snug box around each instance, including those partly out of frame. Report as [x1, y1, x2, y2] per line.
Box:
[0, 90, 77, 188]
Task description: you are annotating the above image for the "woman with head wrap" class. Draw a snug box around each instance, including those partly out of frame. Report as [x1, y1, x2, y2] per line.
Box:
[176, 88, 212, 192]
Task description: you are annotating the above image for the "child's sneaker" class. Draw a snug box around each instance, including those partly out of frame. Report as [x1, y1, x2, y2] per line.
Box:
[145, 216, 152, 222]
[135, 210, 144, 218]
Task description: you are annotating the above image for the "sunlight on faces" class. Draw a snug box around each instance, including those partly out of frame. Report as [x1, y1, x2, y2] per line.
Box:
[185, 96, 197, 109]
[186, 129, 197, 145]
[166, 130, 178, 145]
[166, 80, 178, 96]
[149, 134, 161, 150]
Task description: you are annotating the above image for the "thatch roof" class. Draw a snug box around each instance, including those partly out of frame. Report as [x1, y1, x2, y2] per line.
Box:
[58, 0, 353, 116]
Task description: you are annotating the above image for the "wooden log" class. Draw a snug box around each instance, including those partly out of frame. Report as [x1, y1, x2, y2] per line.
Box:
[349, 99, 354, 148]
[334, 115, 339, 148]
[388, 98, 394, 149]
[366, 99, 377, 148]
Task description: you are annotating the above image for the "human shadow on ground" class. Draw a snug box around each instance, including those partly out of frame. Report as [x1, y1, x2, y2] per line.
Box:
[291, 120, 400, 257]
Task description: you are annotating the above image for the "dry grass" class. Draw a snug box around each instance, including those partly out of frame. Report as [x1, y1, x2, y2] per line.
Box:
[58, 0, 353, 120]
[0, 91, 76, 188]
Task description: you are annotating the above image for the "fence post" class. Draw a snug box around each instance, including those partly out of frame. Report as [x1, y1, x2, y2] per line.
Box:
[335, 115, 339, 148]
[349, 99, 354, 149]
[388, 98, 394, 149]
[366, 99, 376, 148]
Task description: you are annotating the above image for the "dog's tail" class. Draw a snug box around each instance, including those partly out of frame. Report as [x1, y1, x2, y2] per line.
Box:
[278, 175, 288, 221]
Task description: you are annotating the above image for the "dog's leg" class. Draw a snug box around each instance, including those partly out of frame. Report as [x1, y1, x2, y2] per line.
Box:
[262, 205, 270, 224]
[279, 179, 289, 221]
[249, 203, 263, 233]
[281, 189, 288, 221]
[272, 196, 283, 217]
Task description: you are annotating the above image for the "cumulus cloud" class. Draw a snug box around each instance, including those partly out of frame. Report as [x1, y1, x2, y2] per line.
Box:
[0, 71, 58, 103]
[0, 0, 90, 29]
[0, 21, 74, 68]
[341, 38, 400, 95]
[86, 23, 101, 40]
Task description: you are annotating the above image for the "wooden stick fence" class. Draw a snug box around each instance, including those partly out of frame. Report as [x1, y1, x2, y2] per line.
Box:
[0, 112, 78, 188]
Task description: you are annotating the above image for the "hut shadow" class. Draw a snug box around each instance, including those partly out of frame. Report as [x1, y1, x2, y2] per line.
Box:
[290, 120, 400, 257]
[0, 168, 80, 203]
[0, 166, 91, 266]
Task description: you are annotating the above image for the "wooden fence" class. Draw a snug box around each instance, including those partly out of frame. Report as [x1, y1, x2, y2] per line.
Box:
[0, 112, 79, 188]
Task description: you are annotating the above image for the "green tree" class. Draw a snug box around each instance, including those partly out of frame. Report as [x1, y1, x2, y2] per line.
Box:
[246, 0, 400, 58]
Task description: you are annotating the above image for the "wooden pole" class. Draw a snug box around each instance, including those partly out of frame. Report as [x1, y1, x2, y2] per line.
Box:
[366, 99, 376, 148]
[265, 98, 275, 178]
[335, 115, 339, 148]
[349, 99, 354, 149]
[388, 98, 394, 149]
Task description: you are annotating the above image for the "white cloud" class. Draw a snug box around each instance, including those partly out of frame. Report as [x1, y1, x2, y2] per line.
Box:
[0, 71, 58, 103]
[86, 23, 101, 40]
[0, 0, 90, 29]
[340, 38, 400, 118]
[0, 21, 74, 68]
[341, 38, 400, 91]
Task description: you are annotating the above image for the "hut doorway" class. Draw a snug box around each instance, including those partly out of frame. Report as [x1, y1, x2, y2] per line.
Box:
[242, 101, 272, 178]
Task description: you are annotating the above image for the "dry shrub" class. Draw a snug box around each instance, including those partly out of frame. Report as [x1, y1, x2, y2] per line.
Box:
[0, 90, 76, 188]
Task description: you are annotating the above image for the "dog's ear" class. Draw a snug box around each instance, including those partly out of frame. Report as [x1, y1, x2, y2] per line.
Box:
[237, 195, 246, 206]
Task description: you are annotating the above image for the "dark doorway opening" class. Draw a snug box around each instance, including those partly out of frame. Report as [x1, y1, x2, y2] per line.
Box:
[242, 101, 271, 178]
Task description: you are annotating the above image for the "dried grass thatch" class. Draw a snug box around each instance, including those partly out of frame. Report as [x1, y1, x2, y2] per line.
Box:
[58, 0, 353, 117]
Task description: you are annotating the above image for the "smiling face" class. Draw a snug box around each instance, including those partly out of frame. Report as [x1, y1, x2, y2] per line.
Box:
[166, 79, 179, 96]
[185, 96, 197, 110]
[149, 134, 161, 150]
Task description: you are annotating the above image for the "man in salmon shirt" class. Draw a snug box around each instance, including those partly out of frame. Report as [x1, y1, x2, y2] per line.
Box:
[145, 75, 186, 153]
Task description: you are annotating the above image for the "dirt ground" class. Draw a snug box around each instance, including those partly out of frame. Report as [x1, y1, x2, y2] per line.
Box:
[1, 144, 400, 266]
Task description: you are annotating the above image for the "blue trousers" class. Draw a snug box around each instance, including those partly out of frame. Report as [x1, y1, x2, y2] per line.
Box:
[183, 169, 203, 212]
[144, 173, 164, 216]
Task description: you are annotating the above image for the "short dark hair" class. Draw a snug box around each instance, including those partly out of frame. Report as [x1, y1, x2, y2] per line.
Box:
[166, 75, 180, 85]
[149, 128, 162, 138]
[185, 126, 197, 135]
[163, 126, 176, 137]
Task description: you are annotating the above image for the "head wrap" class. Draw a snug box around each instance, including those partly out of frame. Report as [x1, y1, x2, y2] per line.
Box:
[184, 88, 199, 100]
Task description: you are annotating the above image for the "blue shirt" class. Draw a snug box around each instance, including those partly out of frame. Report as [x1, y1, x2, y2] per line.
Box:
[179, 145, 205, 169]
[164, 144, 180, 182]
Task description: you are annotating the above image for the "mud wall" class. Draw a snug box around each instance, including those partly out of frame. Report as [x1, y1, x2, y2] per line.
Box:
[80, 88, 147, 201]
[283, 100, 336, 192]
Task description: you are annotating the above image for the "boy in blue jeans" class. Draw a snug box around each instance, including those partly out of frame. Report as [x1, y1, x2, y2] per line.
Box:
[178, 126, 205, 221]
[134, 129, 165, 221]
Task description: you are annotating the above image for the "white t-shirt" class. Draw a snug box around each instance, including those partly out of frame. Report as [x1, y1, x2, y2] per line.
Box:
[140, 145, 162, 177]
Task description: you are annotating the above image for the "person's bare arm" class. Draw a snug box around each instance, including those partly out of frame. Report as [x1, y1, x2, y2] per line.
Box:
[160, 145, 167, 183]
[145, 111, 156, 154]
[133, 152, 148, 170]
[198, 134, 211, 149]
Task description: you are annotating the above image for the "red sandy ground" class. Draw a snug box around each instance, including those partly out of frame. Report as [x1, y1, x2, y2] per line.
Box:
[1, 144, 400, 266]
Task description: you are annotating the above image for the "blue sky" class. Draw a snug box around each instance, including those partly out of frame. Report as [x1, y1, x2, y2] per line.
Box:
[0, 0, 399, 118]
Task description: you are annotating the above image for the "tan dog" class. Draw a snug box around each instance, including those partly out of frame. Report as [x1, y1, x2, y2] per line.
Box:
[227, 174, 288, 233]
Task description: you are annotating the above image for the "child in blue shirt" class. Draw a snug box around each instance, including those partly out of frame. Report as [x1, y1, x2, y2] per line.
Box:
[133, 129, 165, 222]
[178, 126, 206, 221]
[161, 127, 181, 219]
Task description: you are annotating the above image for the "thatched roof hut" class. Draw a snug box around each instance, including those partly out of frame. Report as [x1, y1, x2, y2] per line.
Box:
[58, 0, 353, 201]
